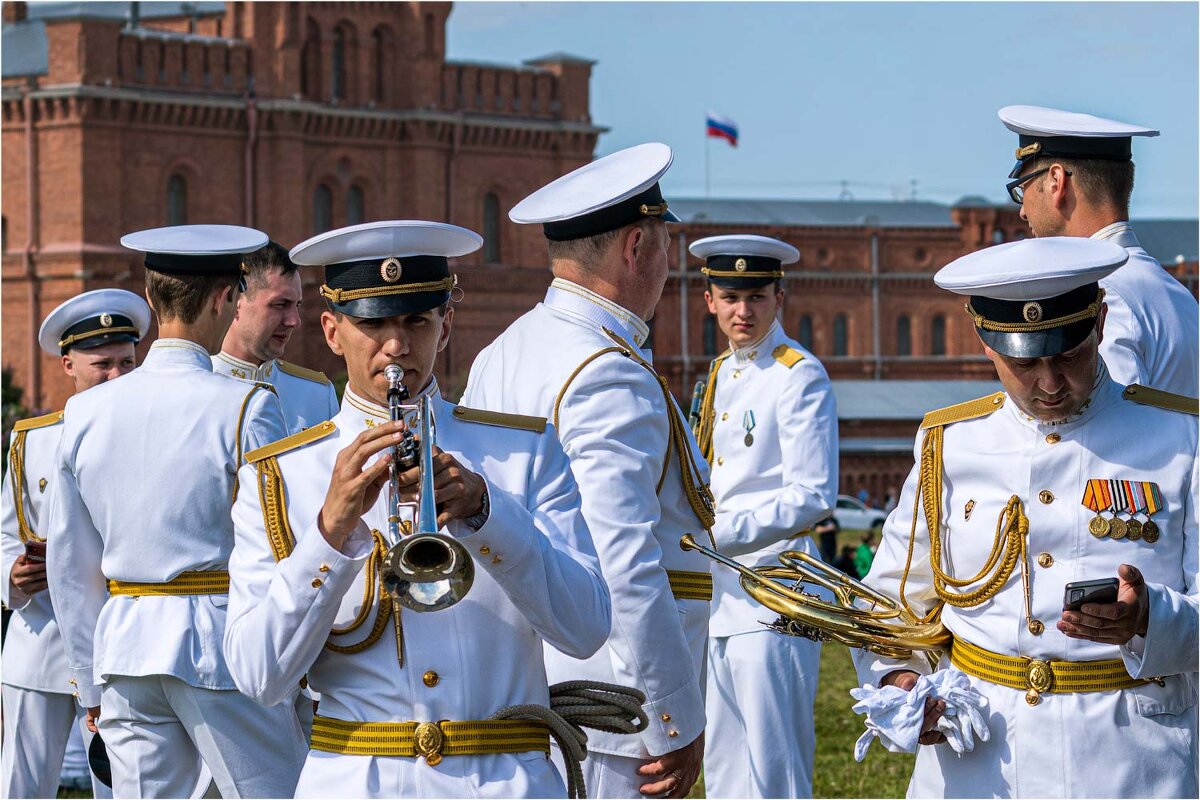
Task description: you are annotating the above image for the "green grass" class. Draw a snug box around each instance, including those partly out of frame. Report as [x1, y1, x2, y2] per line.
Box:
[685, 644, 913, 799]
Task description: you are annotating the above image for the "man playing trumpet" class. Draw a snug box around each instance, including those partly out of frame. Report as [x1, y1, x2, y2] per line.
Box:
[223, 220, 611, 798]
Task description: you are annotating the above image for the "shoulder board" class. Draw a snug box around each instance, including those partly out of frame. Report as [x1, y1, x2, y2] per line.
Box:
[277, 360, 332, 385]
[772, 344, 805, 369]
[920, 392, 1006, 430]
[246, 420, 337, 463]
[451, 406, 547, 434]
[1122, 384, 1199, 416]
[13, 410, 64, 432]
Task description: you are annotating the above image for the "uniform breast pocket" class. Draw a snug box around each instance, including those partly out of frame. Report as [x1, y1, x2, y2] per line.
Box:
[1132, 672, 1197, 718]
[209, 594, 229, 609]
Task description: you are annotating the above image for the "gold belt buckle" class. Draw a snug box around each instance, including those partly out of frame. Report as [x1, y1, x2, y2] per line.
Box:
[414, 721, 444, 766]
[1025, 658, 1054, 706]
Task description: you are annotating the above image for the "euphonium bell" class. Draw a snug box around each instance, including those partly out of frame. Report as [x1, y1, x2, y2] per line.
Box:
[379, 365, 474, 612]
[680, 534, 947, 667]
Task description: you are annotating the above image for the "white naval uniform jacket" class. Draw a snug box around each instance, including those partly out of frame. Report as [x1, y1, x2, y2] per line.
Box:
[2, 414, 72, 694]
[224, 382, 610, 798]
[1093, 222, 1200, 397]
[463, 281, 713, 759]
[44, 339, 289, 708]
[705, 321, 839, 637]
[214, 352, 339, 434]
[854, 370, 1198, 798]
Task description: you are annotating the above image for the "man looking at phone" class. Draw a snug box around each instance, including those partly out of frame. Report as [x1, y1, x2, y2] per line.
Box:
[2, 289, 150, 798]
[853, 237, 1197, 798]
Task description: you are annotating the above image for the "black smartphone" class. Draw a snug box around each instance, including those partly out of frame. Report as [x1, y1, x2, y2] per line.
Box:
[23, 541, 46, 563]
[1063, 578, 1118, 611]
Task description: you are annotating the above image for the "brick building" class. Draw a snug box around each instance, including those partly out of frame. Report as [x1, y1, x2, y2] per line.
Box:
[4, 1, 1197, 498]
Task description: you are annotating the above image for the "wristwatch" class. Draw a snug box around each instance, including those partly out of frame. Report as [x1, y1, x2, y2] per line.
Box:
[464, 486, 491, 532]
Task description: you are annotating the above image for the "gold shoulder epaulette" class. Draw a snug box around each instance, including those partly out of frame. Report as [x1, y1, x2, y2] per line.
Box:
[1122, 384, 1199, 416]
[920, 392, 1006, 430]
[13, 410, 64, 432]
[277, 360, 332, 385]
[772, 344, 805, 369]
[246, 420, 337, 463]
[451, 406, 547, 434]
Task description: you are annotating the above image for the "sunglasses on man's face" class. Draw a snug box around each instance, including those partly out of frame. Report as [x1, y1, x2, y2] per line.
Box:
[1006, 167, 1072, 204]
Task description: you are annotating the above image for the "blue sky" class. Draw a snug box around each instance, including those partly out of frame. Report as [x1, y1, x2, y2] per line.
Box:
[447, 2, 1199, 218]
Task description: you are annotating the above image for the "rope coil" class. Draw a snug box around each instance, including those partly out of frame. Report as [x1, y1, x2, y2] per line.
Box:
[490, 681, 647, 799]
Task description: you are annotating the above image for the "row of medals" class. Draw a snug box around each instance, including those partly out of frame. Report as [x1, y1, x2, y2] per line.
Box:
[1088, 514, 1159, 542]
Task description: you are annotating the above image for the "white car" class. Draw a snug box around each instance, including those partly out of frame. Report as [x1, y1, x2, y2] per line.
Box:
[833, 494, 887, 531]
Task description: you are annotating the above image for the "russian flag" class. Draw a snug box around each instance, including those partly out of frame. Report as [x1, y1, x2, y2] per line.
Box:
[706, 112, 738, 147]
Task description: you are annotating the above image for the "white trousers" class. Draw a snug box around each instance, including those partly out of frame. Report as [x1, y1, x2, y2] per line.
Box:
[1, 685, 111, 799]
[99, 675, 307, 798]
[551, 748, 647, 799]
[703, 631, 821, 799]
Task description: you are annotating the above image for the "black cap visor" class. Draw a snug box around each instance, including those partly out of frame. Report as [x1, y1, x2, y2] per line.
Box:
[977, 316, 1098, 359]
[89, 731, 113, 788]
[331, 290, 450, 320]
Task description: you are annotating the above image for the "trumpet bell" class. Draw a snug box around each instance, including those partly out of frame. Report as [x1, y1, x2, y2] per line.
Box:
[381, 534, 475, 613]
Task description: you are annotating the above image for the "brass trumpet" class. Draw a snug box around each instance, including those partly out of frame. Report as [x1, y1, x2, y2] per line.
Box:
[679, 534, 947, 666]
[380, 365, 474, 612]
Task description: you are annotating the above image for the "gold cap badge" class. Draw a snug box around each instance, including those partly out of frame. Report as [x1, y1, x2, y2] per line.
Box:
[734, 258, 748, 272]
[99, 313, 113, 327]
[380, 258, 403, 283]
[1022, 302, 1043, 323]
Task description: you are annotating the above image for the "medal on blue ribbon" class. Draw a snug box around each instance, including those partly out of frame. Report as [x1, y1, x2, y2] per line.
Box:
[743, 410, 755, 447]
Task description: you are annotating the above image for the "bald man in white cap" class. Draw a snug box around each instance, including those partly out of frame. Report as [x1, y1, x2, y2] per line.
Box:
[43, 226, 308, 798]
[851, 236, 1197, 798]
[1, 288, 150, 799]
[1000, 104, 1199, 397]
[464, 144, 713, 798]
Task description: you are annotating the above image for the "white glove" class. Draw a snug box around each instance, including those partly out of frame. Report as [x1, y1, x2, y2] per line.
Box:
[850, 669, 989, 761]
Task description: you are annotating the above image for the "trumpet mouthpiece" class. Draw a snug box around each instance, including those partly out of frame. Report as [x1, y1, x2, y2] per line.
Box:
[679, 534, 698, 551]
[384, 364, 403, 383]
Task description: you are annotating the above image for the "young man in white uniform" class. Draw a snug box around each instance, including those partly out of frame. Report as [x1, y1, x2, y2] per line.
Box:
[691, 235, 838, 798]
[464, 144, 714, 798]
[215, 240, 339, 433]
[224, 220, 611, 798]
[2, 288, 149, 799]
[1000, 104, 1198, 396]
[44, 225, 309, 798]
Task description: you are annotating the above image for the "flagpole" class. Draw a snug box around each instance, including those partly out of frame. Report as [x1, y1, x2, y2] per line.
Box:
[705, 134, 711, 200]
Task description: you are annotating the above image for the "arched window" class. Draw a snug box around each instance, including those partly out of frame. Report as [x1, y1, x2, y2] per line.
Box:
[833, 314, 848, 356]
[797, 314, 813, 351]
[346, 185, 364, 225]
[702, 315, 717, 356]
[300, 18, 321, 99]
[313, 184, 333, 234]
[482, 193, 501, 263]
[931, 314, 947, 356]
[896, 314, 912, 356]
[370, 26, 394, 104]
[166, 174, 187, 226]
[331, 26, 346, 102]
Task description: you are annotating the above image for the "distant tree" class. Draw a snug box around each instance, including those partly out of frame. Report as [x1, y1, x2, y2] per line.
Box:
[2, 367, 30, 477]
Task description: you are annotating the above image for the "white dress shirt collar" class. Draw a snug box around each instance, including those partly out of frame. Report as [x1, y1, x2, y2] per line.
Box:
[342, 378, 441, 422]
[214, 351, 276, 381]
[730, 319, 783, 366]
[145, 338, 213, 370]
[545, 278, 650, 348]
[1091, 221, 1141, 250]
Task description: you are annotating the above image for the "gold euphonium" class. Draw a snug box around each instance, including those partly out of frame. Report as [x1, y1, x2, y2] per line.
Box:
[679, 534, 947, 667]
[380, 365, 474, 612]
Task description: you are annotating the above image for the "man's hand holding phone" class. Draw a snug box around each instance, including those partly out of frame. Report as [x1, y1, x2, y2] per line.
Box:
[1058, 566, 1149, 646]
[11, 542, 49, 596]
